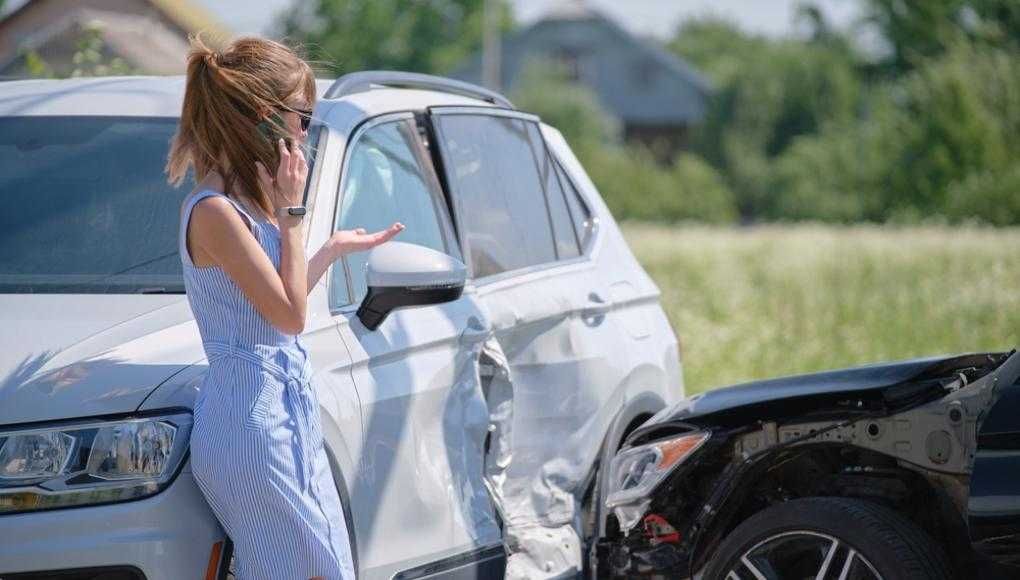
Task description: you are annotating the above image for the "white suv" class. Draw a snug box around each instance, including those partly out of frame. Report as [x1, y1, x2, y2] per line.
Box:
[0, 73, 684, 580]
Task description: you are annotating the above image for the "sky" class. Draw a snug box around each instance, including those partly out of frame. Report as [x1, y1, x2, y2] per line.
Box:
[188, 0, 863, 41]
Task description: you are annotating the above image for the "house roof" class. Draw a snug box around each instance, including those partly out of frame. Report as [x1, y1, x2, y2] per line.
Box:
[452, 3, 713, 126]
[1, 7, 194, 75]
[0, 0, 231, 47]
[543, 0, 597, 21]
[585, 8, 713, 96]
[146, 0, 232, 43]
[97, 11, 195, 73]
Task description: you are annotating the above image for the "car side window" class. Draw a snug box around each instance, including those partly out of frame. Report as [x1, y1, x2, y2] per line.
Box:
[526, 123, 581, 259]
[329, 118, 456, 308]
[434, 114, 558, 278]
[554, 159, 594, 250]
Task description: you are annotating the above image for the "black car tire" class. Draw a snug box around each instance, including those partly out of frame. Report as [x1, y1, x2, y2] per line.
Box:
[703, 497, 953, 580]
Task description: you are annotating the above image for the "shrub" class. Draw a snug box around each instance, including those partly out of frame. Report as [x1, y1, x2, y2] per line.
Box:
[583, 146, 737, 224]
[671, 17, 863, 220]
[945, 165, 1020, 226]
[770, 40, 1020, 224]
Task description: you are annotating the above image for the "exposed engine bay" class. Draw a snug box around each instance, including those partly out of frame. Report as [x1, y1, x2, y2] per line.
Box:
[595, 350, 1020, 579]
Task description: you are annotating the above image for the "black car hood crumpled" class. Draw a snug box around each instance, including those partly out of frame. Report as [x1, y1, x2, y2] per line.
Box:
[658, 352, 1008, 428]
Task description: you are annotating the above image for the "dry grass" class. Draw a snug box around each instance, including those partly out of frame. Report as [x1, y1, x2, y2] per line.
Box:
[621, 222, 1020, 395]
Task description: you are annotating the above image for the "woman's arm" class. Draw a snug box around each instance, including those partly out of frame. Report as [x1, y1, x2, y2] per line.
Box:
[190, 197, 307, 334]
[306, 242, 335, 294]
[276, 214, 307, 331]
[305, 223, 407, 294]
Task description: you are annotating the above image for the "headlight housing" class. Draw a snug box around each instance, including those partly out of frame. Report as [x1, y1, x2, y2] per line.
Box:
[605, 431, 709, 531]
[0, 411, 191, 515]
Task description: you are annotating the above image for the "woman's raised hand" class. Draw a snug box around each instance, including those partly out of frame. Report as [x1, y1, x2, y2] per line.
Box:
[256, 138, 308, 213]
[328, 222, 406, 258]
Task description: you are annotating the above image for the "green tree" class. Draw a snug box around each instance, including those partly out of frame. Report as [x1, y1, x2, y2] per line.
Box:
[579, 144, 738, 225]
[669, 16, 863, 221]
[945, 165, 1020, 226]
[862, 0, 1020, 73]
[661, 3, 1020, 225]
[768, 92, 903, 223]
[278, 0, 511, 76]
[770, 39, 1020, 224]
[888, 40, 1012, 216]
[863, 0, 970, 72]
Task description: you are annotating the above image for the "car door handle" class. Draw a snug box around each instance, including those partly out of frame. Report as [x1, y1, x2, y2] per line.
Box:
[581, 292, 613, 317]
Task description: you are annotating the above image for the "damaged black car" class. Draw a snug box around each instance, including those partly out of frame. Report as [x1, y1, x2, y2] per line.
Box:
[592, 349, 1020, 580]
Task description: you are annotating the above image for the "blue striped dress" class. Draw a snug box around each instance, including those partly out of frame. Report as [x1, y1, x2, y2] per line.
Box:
[179, 189, 355, 580]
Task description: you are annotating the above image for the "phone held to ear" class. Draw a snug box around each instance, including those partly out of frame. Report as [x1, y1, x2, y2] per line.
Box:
[256, 112, 292, 162]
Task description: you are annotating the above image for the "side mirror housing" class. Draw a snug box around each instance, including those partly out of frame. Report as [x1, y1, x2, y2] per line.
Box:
[356, 241, 467, 330]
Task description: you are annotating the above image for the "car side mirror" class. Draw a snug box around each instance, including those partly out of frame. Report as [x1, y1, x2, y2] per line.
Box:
[356, 241, 467, 330]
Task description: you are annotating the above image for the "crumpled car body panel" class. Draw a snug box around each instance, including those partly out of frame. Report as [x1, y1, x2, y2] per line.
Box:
[597, 349, 1020, 579]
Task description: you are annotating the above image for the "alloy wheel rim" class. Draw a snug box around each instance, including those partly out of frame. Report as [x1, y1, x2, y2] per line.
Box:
[724, 530, 883, 580]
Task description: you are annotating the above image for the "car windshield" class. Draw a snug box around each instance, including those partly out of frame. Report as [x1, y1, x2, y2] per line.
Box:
[0, 116, 192, 294]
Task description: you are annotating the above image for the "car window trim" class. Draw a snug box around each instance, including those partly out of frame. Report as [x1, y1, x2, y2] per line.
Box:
[527, 123, 583, 259]
[551, 155, 597, 254]
[520, 121, 569, 260]
[326, 111, 459, 314]
[399, 119, 460, 256]
[429, 106, 540, 123]
[302, 125, 329, 246]
[429, 106, 594, 285]
[540, 128, 600, 257]
[416, 111, 463, 246]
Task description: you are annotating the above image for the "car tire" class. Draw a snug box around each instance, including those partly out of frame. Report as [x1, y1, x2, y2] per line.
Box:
[703, 497, 953, 580]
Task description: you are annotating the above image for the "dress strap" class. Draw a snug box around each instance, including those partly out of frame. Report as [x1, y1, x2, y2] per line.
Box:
[179, 189, 259, 268]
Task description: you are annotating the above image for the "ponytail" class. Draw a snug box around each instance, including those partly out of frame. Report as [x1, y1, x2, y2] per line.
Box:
[166, 34, 316, 218]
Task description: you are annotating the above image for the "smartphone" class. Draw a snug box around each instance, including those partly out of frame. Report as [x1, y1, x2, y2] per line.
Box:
[256, 112, 292, 167]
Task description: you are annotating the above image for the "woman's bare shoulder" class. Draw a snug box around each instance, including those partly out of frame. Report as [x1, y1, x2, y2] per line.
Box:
[188, 195, 257, 260]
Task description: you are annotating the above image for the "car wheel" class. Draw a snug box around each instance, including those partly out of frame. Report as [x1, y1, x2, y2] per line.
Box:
[703, 497, 953, 580]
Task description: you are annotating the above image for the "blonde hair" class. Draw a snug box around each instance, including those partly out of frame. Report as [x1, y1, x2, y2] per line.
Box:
[166, 34, 316, 217]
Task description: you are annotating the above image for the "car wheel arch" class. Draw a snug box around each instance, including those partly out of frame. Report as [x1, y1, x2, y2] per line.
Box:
[586, 393, 666, 544]
[313, 408, 360, 573]
[689, 442, 969, 576]
[614, 392, 668, 448]
[579, 394, 666, 577]
[322, 442, 360, 574]
[583, 405, 659, 531]
[703, 496, 955, 580]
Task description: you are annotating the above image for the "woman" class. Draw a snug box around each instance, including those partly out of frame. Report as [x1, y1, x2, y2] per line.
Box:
[167, 35, 402, 579]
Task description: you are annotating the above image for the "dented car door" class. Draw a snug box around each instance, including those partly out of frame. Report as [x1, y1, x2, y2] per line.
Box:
[430, 107, 637, 577]
[325, 113, 503, 580]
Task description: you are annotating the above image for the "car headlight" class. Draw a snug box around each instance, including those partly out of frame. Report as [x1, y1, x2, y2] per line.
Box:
[0, 411, 191, 515]
[606, 431, 709, 509]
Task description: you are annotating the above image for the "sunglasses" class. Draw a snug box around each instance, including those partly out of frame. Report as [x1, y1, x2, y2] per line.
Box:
[285, 107, 313, 131]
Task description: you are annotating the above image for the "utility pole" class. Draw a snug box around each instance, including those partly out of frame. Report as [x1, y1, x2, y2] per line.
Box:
[482, 0, 501, 91]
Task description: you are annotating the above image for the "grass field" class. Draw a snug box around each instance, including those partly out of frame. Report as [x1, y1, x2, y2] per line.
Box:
[621, 223, 1020, 396]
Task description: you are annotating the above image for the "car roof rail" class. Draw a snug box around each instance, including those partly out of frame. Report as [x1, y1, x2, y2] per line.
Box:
[322, 71, 514, 109]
